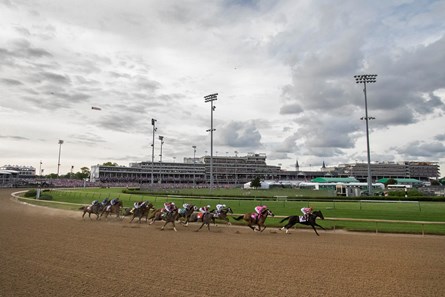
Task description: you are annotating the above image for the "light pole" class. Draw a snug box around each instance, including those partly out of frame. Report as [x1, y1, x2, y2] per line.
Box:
[151, 118, 157, 185]
[204, 93, 218, 189]
[39, 161, 42, 177]
[57, 140, 64, 177]
[159, 136, 164, 183]
[354, 74, 377, 195]
[234, 151, 238, 185]
[192, 145, 197, 186]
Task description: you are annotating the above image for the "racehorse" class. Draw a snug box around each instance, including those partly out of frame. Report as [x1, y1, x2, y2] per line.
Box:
[233, 208, 274, 232]
[79, 203, 104, 220]
[149, 208, 180, 231]
[100, 200, 123, 219]
[195, 212, 216, 232]
[213, 206, 233, 225]
[177, 204, 198, 226]
[279, 210, 325, 236]
[124, 202, 154, 223]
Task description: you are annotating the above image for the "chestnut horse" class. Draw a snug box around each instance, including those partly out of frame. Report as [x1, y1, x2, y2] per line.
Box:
[149, 208, 180, 231]
[233, 208, 274, 232]
[279, 210, 325, 236]
[79, 203, 104, 220]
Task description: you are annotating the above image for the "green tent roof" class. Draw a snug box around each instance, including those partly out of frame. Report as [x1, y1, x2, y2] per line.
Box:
[377, 178, 422, 184]
[310, 177, 359, 183]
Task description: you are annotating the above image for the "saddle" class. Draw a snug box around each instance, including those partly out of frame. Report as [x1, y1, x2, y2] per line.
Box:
[299, 215, 309, 223]
[251, 213, 260, 220]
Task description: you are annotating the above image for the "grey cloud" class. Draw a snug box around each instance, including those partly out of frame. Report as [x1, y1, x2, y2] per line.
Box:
[393, 141, 445, 159]
[40, 72, 71, 84]
[217, 120, 262, 148]
[96, 114, 144, 133]
[69, 132, 107, 146]
[0, 135, 29, 141]
[280, 103, 303, 115]
[1, 78, 23, 85]
[434, 134, 445, 141]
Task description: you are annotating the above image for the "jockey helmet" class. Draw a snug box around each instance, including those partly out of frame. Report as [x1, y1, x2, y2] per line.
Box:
[223, 204, 226, 207]
[207, 205, 210, 208]
[171, 202, 175, 205]
[262, 205, 268, 208]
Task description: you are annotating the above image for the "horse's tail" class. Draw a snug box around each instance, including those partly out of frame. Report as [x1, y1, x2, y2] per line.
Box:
[79, 206, 85, 210]
[280, 216, 290, 223]
[233, 215, 244, 221]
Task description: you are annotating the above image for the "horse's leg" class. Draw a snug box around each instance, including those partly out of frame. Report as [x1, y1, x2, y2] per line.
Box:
[260, 224, 267, 232]
[195, 222, 205, 232]
[314, 222, 326, 230]
[311, 224, 320, 236]
[171, 220, 177, 232]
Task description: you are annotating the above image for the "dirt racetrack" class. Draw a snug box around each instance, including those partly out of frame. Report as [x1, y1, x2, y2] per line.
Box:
[1, 189, 445, 297]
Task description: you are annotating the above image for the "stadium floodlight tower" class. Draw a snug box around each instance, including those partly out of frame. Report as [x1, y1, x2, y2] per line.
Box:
[354, 74, 377, 196]
[151, 118, 157, 185]
[159, 135, 164, 183]
[57, 140, 64, 177]
[192, 145, 197, 186]
[204, 93, 218, 190]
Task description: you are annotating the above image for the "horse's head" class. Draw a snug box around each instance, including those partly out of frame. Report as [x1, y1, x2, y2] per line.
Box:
[313, 210, 324, 220]
[262, 208, 274, 217]
[226, 207, 233, 214]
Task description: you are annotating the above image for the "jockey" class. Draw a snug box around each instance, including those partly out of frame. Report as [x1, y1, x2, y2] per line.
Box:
[199, 205, 211, 214]
[164, 202, 177, 213]
[183, 203, 192, 210]
[301, 207, 313, 221]
[134, 201, 145, 209]
[101, 198, 109, 206]
[91, 200, 99, 206]
[254, 205, 267, 219]
[215, 203, 226, 216]
[110, 198, 119, 206]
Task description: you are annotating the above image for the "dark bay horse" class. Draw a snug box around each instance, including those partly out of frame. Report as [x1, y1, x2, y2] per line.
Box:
[124, 202, 154, 223]
[79, 203, 104, 220]
[279, 210, 325, 236]
[100, 200, 123, 219]
[178, 204, 197, 226]
[233, 208, 274, 232]
[195, 212, 215, 232]
[213, 207, 233, 225]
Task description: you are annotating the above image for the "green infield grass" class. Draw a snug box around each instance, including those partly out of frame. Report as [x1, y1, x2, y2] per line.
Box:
[16, 187, 445, 235]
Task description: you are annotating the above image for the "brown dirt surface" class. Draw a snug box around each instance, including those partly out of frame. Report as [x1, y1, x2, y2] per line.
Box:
[1, 189, 445, 297]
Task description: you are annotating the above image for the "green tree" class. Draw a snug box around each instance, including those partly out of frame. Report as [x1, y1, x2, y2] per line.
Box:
[102, 162, 119, 166]
[73, 167, 90, 179]
[250, 176, 261, 189]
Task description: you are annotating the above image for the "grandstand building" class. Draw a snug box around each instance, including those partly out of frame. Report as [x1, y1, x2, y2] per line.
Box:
[89, 154, 440, 186]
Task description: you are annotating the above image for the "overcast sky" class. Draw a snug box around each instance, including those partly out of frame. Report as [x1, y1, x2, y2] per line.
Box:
[1, 0, 445, 176]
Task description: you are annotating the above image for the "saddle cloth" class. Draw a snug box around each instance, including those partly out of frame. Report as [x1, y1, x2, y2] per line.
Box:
[299, 216, 307, 223]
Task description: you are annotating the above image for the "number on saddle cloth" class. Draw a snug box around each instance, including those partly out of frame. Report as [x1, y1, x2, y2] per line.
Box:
[197, 213, 204, 219]
[299, 215, 307, 223]
[251, 213, 259, 220]
[178, 208, 186, 215]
